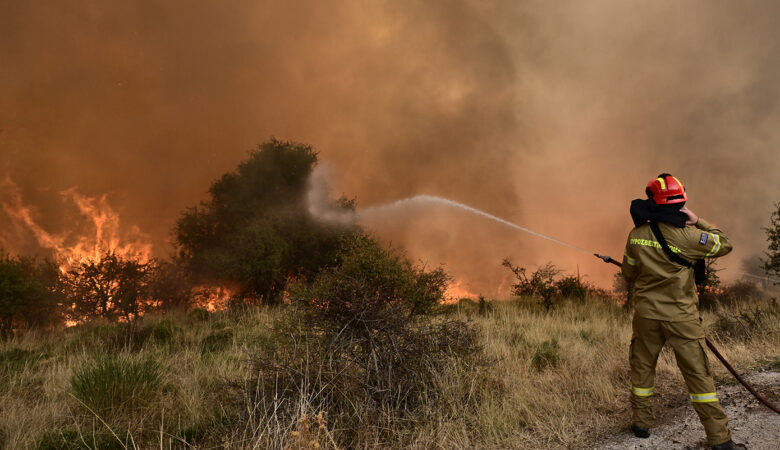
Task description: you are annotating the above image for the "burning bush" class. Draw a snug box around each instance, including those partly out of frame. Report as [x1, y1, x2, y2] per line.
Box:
[174, 138, 357, 304]
[63, 252, 156, 323]
[242, 234, 482, 447]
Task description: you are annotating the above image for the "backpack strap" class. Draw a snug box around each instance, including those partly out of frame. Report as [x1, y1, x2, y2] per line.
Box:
[648, 221, 692, 268]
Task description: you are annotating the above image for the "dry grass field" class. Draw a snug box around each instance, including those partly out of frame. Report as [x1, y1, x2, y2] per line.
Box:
[1, 296, 777, 449]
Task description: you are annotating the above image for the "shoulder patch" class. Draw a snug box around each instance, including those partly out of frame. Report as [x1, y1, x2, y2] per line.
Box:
[699, 233, 708, 245]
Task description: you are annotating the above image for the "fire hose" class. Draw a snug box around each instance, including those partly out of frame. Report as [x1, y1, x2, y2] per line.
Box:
[375, 195, 780, 413]
[595, 253, 780, 414]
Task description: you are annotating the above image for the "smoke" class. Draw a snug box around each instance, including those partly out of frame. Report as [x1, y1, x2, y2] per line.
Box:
[307, 165, 356, 226]
[2, 1, 779, 295]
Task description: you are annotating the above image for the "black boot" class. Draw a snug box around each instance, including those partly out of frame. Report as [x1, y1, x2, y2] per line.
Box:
[711, 440, 747, 450]
[630, 424, 650, 438]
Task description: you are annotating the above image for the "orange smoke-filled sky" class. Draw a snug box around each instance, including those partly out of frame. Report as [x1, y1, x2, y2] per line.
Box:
[1, 1, 779, 295]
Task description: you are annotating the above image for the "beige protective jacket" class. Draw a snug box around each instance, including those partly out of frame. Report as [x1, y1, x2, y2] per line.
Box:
[621, 218, 733, 321]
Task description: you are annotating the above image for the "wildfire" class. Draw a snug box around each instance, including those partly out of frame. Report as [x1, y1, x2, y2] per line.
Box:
[445, 280, 477, 303]
[699, 285, 725, 296]
[0, 178, 254, 326]
[192, 286, 235, 312]
[1, 178, 159, 325]
[0, 178, 152, 273]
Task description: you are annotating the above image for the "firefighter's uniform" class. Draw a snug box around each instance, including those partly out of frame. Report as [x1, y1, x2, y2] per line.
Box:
[622, 218, 733, 446]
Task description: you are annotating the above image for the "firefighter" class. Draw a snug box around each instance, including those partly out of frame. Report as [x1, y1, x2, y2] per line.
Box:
[621, 173, 745, 450]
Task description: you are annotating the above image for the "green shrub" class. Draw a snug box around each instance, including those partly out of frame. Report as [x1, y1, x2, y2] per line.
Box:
[556, 275, 588, 302]
[200, 328, 233, 354]
[70, 354, 162, 418]
[244, 235, 481, 447]
[532, 339, 561, 371]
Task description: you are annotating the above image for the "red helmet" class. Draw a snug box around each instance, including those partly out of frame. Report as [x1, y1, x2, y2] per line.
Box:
[645, 173, 687, 205]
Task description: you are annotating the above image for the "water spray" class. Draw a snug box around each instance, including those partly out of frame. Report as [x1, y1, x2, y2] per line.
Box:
[359, 195, 594, 255]
[358, 193, 780, 415]
[358, 194, 779, 283]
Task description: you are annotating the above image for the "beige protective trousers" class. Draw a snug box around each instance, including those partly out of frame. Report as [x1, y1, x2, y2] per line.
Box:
[629, 316, 731, 446]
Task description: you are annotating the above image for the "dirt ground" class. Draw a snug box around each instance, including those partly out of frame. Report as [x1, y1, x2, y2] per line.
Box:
[589, 370, 780, 450]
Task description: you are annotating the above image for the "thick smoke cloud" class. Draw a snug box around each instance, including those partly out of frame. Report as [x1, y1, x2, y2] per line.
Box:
[1, 1, 778, 295]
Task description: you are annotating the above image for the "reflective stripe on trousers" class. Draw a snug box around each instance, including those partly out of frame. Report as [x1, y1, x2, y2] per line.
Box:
[690, 392, 719, 403]
[631, 386, 654, 397]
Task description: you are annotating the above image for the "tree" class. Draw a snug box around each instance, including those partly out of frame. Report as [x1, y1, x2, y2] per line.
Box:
[0, 252, 64, 337]
[174, 138, 356, 304]
[18, 258, 67, 329]
[0, 252, 32, 337]
[763, 202, 780, 282]
[64, 252, 155, 322]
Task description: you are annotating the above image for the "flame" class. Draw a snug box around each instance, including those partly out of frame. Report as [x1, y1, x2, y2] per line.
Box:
[445, 280, 477, 303]
[699, 285, 725, 296]
[1, 178, 156, 326]
[192, 286, 235, 312]
[0, 178, 152, 273]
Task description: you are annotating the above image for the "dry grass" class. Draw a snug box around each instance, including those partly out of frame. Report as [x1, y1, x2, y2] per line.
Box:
[0, 297, 777, 449]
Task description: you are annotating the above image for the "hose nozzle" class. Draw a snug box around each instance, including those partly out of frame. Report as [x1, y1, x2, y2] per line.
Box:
[594, 253, 622, 267]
